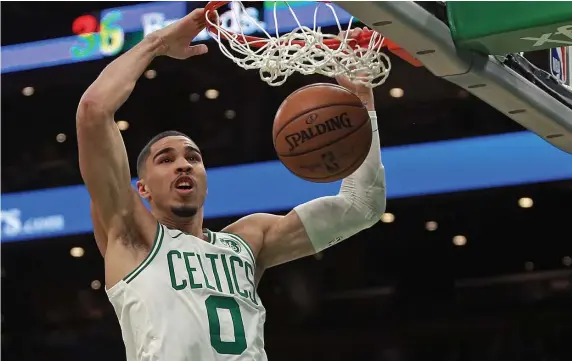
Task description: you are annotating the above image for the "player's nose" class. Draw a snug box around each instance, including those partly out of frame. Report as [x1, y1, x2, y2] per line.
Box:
[174, 158, 193, 174]
[177, 165, 191, 173]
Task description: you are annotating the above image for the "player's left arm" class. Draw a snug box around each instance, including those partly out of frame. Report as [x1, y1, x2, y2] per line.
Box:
[224, 77, 386, 269]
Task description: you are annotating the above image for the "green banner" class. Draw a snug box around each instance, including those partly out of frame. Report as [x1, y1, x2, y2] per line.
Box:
[448, 1, 572, 54]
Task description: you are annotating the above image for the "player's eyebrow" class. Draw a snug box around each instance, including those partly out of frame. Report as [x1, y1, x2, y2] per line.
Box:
[152, 147, 175, 162]
[184, 145, 202, 155]
[153, 146, 202, 162]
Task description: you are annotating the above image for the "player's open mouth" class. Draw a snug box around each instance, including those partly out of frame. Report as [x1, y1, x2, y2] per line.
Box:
[174, 176, 195, 193]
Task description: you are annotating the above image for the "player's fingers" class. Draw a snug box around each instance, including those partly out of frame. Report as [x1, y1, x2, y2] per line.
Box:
[178, 8, 207, 34]
[189, 7, 206, 21]
[340, 28, 361, 39]
[350, 28, 362, 39]
[185, 44, 208, 58]
[206, 10, 220, 24]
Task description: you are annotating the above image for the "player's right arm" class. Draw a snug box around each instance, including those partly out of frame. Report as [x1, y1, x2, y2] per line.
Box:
[77, 36, 163, 243]
[77, 9, 209, 244]
[91, 201, 109, 256]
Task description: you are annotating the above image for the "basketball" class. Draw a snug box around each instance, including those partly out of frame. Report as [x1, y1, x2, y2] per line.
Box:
[273, 83, 372, 183]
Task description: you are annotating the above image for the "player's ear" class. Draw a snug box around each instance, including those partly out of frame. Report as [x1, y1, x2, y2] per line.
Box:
[136, 179, 151, 199]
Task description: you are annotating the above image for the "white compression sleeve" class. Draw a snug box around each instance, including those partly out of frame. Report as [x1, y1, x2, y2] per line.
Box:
[294, 111, 386, 252]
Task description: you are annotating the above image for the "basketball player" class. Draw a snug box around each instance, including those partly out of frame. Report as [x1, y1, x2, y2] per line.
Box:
[78, 8, 386, 361]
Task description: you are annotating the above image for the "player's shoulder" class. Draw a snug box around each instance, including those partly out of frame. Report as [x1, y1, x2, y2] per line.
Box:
[210, 230, 256, 265]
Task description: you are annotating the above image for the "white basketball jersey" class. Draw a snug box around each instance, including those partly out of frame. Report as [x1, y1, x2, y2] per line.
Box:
[106, 223, 267, 361]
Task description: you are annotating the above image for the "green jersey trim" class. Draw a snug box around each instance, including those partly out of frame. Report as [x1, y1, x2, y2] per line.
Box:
[124, 223, 164, 284]
[205, 229, 216, 244]
[170, 229, 212, 243]
[221, 232, 256, 265]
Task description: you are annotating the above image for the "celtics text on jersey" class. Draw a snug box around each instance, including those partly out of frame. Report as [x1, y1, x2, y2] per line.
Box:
[106, 223, 268, 361]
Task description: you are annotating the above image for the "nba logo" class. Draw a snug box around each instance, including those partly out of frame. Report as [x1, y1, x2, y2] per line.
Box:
[550, 46, 570, 86]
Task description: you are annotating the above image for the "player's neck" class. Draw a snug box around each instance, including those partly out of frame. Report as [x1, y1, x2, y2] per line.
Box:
[155, 208, 205, 240]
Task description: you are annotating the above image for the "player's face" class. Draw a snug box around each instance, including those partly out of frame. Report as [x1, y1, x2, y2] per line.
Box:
[140, 136, 207, 218]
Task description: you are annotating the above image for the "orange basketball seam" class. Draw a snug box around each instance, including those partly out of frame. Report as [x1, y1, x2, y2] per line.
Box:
[283, 138, 371, 182]
[273, 103, 365, 143]
[277, 116, 371, 157]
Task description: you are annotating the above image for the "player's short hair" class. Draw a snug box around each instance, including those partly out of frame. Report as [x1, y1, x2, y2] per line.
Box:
[136, 130, 195, 177]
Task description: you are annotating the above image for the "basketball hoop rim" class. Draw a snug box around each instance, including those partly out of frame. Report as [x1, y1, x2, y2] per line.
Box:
[204, 0, 384, 49]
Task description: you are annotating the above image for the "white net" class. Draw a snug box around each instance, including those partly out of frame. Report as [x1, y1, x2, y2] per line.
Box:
[205, 1, 391, 87]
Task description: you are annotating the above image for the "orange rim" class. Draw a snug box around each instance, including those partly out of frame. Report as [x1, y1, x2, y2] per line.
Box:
[204, 1, 381, 50]
[203, 1, 423, 66]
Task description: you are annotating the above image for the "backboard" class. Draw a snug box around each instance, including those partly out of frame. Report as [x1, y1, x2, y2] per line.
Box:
[338, 1, 572, 154]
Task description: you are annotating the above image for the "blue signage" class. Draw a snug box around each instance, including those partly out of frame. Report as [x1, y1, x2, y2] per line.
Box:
[1, 1, 353, 74]
[1, 2, 188, 73]
[1, 131, 571, 243]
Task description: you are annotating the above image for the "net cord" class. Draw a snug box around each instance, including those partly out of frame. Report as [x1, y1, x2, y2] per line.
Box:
[205, 1, 391, 87]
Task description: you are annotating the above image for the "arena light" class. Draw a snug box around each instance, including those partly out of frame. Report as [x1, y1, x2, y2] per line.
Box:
[91, 280, 102, 290]
[380, 212, 395, 223]
[205, 89, 219, 99]
[56, 133, 67, 143]
[452, 235, 466, 246]
[144, 69, 157, 79]
[189, 93, 200, 102]
[518, 197, 533, 208]
[224, 110, 236, 119]
[22, 86, 34, 96]
[389, 87, 404, 98]
[425, 221, 438, 231]
[70, 247, 85, 258]
[116, 120, 129, 131]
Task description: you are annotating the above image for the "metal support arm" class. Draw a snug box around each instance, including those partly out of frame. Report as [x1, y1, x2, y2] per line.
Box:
[339, 1, 572, 154]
